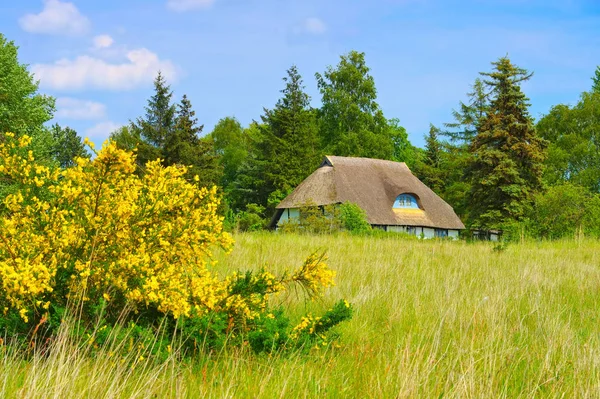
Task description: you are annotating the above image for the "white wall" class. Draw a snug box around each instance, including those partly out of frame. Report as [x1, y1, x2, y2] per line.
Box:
[385, 226, 461, 240]
[422, 228, 435, 239]
[277, 208, 300, 226]
[387, 225, 406, 233]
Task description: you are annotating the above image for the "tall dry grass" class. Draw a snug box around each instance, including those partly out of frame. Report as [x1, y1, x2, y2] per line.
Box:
[3, 233, 600, 398]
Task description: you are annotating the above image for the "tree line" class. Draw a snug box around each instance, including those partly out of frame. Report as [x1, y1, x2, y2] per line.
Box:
[2, 31, 599, 238]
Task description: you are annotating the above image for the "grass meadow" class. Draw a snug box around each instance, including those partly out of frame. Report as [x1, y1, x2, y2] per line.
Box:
[3, 233, 600, 398]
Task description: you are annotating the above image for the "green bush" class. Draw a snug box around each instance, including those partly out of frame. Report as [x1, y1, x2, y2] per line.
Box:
[528, 184, 600, 239]
[280, 201, 372, 235]
[236, 203, 266, 232]
[279, 202, 342, 234]
[338, 202, 371, 234]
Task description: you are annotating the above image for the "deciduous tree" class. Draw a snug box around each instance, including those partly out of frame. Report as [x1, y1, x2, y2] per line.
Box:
[316, 51, 394, 159]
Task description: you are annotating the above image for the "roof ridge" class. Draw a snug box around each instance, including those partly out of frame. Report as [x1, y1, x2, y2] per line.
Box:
[324, 155, 408, 167]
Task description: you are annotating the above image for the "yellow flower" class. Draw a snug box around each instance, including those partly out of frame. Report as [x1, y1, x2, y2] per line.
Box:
[0, 133, 339, 338]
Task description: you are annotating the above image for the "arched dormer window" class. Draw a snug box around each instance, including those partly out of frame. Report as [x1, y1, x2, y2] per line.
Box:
[393, 193, 419, 209]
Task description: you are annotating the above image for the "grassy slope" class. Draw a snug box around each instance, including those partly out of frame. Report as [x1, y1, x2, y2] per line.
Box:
[3, 233, 600, 398]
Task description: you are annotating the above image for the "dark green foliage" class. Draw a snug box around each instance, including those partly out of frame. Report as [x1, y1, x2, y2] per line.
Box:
[316, 51, 395, 159]
[49, 124, 89, 168]
[164, 94, 221, 187]
[414, 125, 446, 194]
[292, 300, 353, 351]
[132, 71, 176, 152]
[338, 202, 371, 234]
[536, 92, 600, 193]
[437, 144, 471, 219]
[2, 267, 353, 359]
[247, 308, 289, 354]
[444, 78, 489, 145]
[466, 57, 546, 229]
[436, 78, 490, 220]
[115, 73, 220, 187]
[243, 66, 321, 213]
[236, 203, 266, 232]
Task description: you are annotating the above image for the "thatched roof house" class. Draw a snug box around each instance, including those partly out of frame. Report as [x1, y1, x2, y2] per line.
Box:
[272, 156, 465, 238]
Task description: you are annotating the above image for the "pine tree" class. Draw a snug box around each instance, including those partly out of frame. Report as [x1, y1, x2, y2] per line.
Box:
[247, 65, 321, 211]
[131, 71, 176, 167]
[413, 125, 445, 194]
[444, 78, 489, 144]
[164, 94, 221, 187]
[592, 66, 600, 93]
[424, 125, 442, 168]
[467, 56, 546, 228]
[434, 78, 490, 219]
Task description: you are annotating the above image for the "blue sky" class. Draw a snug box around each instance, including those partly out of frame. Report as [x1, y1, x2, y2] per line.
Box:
[1, 0, 599, 147]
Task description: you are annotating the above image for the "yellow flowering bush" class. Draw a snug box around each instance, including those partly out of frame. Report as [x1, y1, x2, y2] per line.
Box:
[0, 133, 352, 356]
[0, 133, 232, 322]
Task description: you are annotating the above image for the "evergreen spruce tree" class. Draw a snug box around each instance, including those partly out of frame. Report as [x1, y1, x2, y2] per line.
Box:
[262, 65, 320, 206]
[432, 78, 491, 219]
[467, 56, 546, 228]
[164, 94, 221, 187]
[130, 71, 176, 167]
[424, 125, 442, 168]
[245, 66, 321, 212]
[444, 78, 489, 144]
[413, 125, 445, 194]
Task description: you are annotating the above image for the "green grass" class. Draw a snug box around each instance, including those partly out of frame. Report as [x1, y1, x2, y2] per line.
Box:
[3, 233, 600, 398]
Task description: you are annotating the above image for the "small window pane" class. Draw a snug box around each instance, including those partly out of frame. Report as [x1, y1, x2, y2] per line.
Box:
[393, 194, 419, 209]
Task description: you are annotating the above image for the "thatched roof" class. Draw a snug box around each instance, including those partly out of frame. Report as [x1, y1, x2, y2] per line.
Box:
[276, 156, 465, 230]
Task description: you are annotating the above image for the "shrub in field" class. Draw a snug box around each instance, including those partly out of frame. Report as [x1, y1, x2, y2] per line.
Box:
[235, 203, 266, 232]
[528, 183, 600, 239]
[338, 202, 371, 234]
[279, 202, 341, 234]
[0, 133, 352, 357]
[279, 201, 371, 235]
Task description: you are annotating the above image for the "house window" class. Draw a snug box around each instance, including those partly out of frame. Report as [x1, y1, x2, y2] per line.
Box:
[435, 229, 448, 238]
[407, 226, 417, 235]
[393, 194, 419, 209]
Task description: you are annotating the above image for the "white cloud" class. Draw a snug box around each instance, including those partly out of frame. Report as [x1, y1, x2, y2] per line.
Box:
[55, 97, 106, 119]
[19, 0, 90, 36]
[167, 0, 215, 12]
[303, 17, 327, 35]
[85, 121, 122, 144]
[32, 48, 177, 91]
[93, 34, 114, 49]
